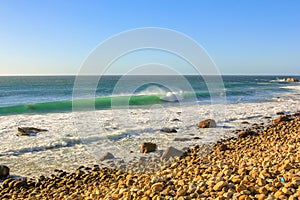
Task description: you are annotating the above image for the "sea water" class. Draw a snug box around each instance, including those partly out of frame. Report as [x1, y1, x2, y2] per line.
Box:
[0, 75, 300, 177]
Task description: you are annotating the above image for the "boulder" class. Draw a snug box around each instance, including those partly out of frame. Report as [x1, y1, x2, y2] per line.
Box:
[17, 127, 48, 136]
[140, 142, 157, 153]
[197, 119, 216, 128]
[273, 115, 290, 124]
[100, 152, 115, 161]
[161, 146, 183, 160]
[160, 127, 177, 133]
[238, 130, 258, 138]
[283, 77, 299, 82]
[0, 165, 10, 179]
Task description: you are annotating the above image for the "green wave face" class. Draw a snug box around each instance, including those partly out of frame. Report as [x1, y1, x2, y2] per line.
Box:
[0, 94, 165, 115]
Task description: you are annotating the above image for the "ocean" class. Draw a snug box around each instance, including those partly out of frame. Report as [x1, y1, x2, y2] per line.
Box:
[0, 75, 300, 178]
[0, 75, 299, 115]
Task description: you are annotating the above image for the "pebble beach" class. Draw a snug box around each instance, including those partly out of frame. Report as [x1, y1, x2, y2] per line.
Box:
[1, 110, 300, 199]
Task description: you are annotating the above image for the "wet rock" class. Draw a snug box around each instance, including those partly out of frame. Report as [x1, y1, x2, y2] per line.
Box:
[17, 127, 48, 136]
[197, 119, 216, 128]
[160, 127, 177, 133]
[0, 165, 10, 179]
[161, 146, 183, 160]
[263, 116, 271, 119]
[273, 115, 290, 124]
[237, 130, 258, 138]
[193, 136, 202, 140]
[173, 138, 190, 142]
[241, 121, 250, 124]
[140, 142, 157, 153]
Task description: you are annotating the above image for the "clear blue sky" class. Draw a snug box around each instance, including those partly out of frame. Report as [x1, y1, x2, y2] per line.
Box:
[0, 0, 299, 75]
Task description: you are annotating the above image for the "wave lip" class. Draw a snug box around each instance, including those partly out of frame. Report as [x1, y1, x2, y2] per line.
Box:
[160, 92, 184, 102]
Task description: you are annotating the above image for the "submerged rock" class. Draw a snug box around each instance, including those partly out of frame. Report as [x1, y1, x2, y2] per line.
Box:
[197, 119, 216, 128]
[17, 127, 48, 136]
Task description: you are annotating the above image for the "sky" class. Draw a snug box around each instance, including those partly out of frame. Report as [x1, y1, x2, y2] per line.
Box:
[0, 0, 299, 75]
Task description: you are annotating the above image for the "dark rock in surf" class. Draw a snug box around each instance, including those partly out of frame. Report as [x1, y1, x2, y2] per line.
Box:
[193, 136, 202, 140]
[141, 142, 157, 153]
[0, 165, 10, 179]
[241, 121, 250, 124]
[276, 111, 285, 115]
[197, 119, 216, 128]
[17, 127, 48, 136]
[160, 127, 177, 133]
[173, 137, 191, 142]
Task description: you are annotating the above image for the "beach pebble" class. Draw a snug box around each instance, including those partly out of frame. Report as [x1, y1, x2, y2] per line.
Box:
[151, 182, 164, 193]
[213, 181, 227, 191]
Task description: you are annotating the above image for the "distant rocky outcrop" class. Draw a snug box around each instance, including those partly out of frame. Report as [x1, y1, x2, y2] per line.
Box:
[283, 77, 299, 82]
[197, 119, 216, 128]
[17, 127, 48, 136]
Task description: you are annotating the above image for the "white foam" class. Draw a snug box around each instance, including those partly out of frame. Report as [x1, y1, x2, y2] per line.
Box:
[160, 92, 184, 102]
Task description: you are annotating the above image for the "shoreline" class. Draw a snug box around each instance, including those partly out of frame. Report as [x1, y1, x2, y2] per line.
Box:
[1, 109, 300, 198]
[0, 99, 300, 178]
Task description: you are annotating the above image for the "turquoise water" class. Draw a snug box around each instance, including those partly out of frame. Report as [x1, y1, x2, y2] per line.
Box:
[0, 75, 299, 115]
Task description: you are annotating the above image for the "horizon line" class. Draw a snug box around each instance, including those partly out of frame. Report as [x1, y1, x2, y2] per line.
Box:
[0, 74, 300, 76]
